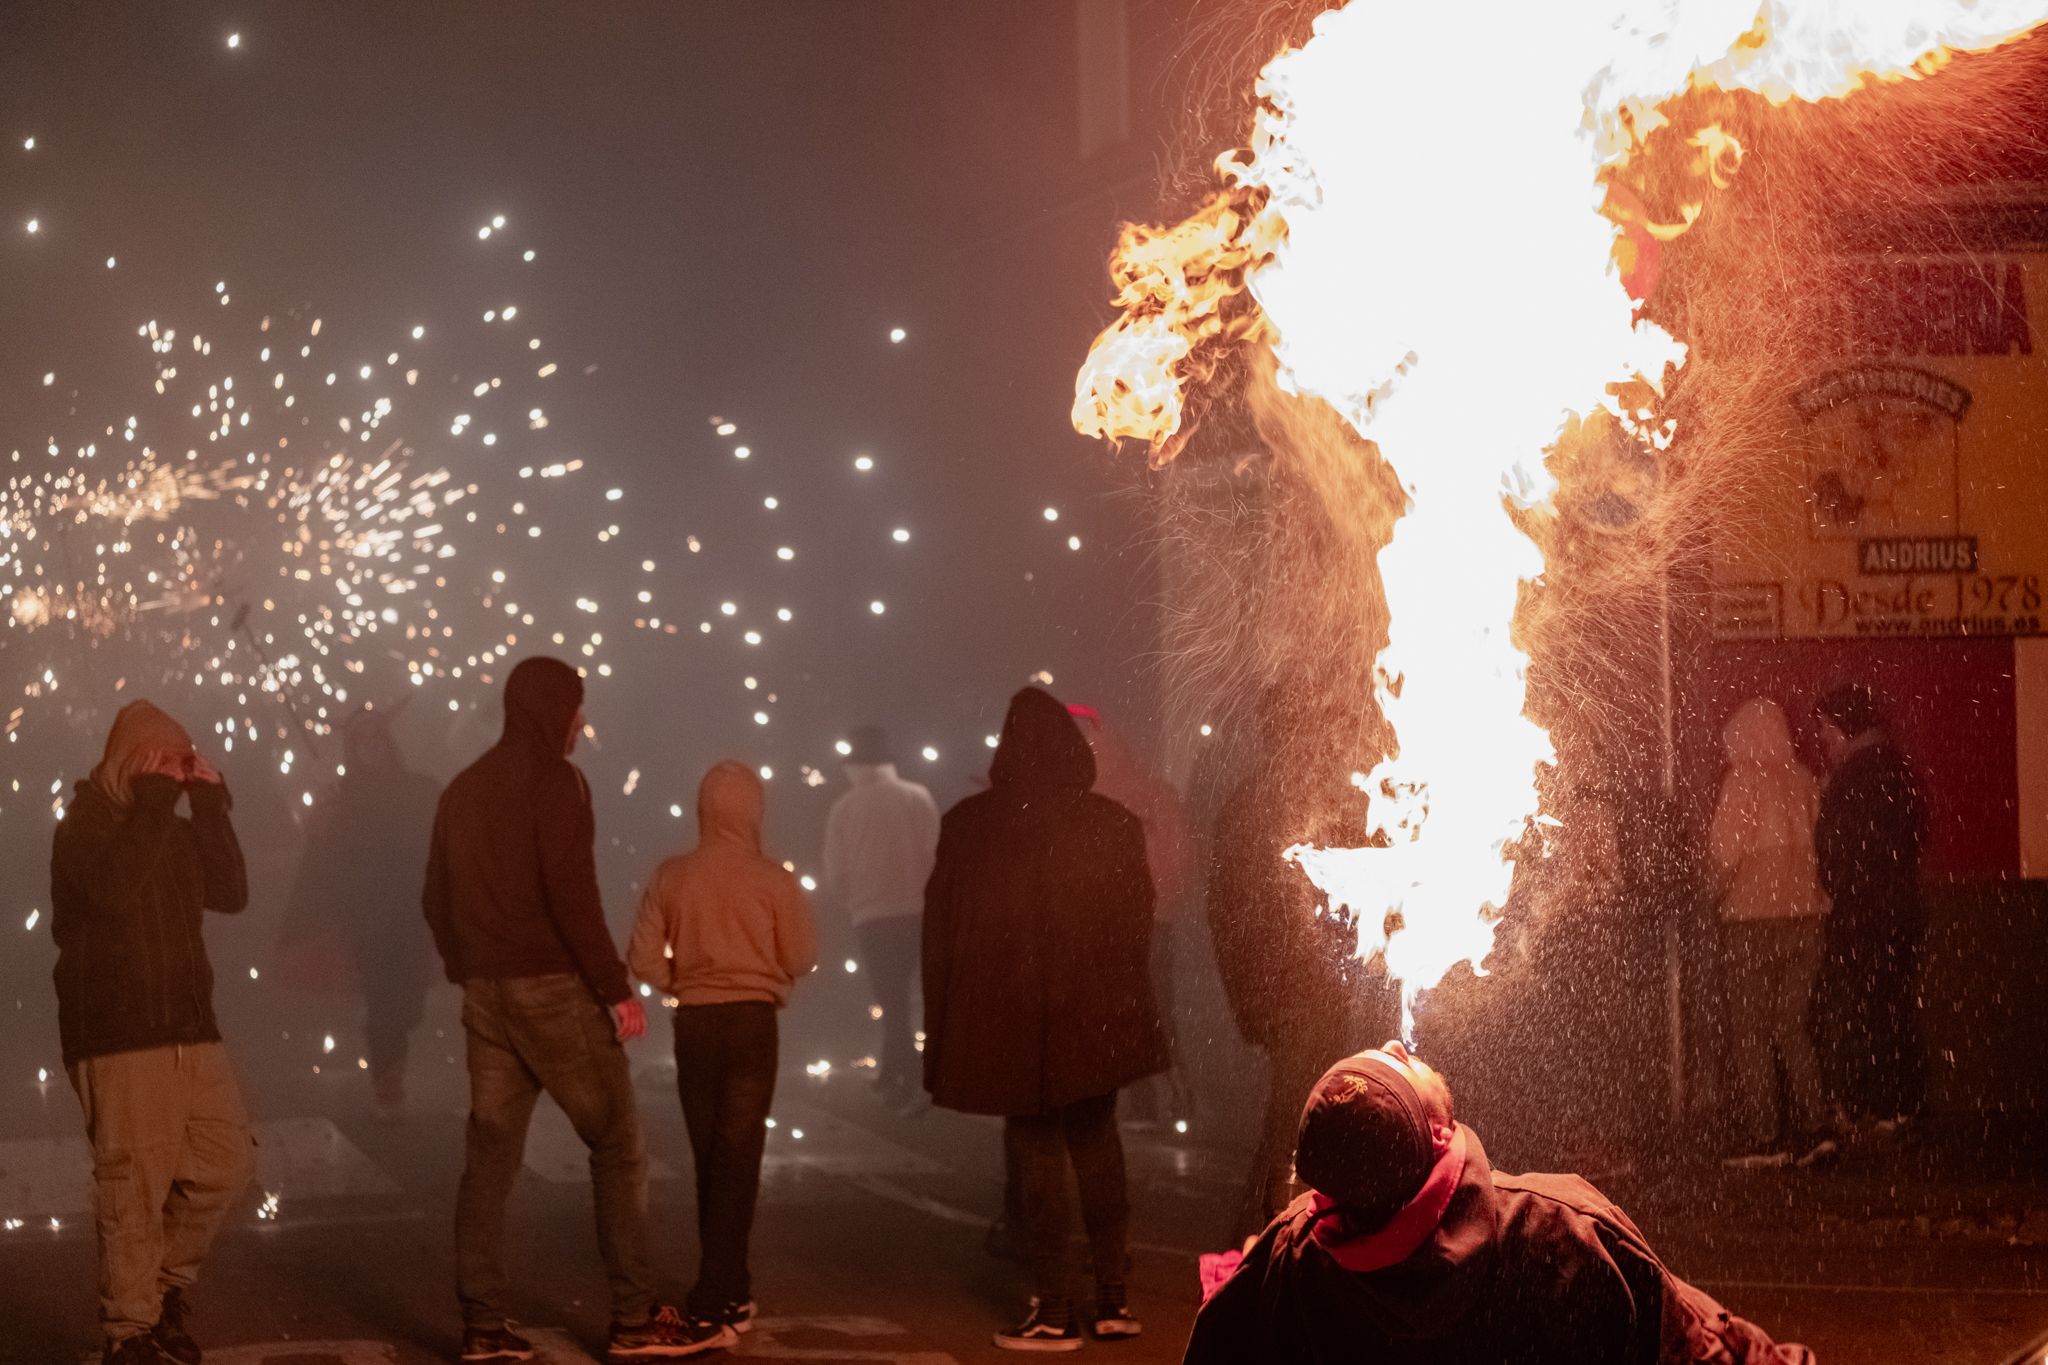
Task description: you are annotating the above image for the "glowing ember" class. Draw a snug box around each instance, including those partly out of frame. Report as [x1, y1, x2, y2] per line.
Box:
[1075, 0, 2048, 1032]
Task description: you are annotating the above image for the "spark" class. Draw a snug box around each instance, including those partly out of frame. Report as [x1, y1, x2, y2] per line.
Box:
[920, 745, 938, 762]
[225, 32, 241, 49]
[888, 326, 907, 343]
[853, 455, 874, 472]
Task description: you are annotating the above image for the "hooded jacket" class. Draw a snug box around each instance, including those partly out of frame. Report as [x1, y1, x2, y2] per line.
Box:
[422, 658, 630, 1005]
[50, 700, 248, 1065]
[1186, 1127, 1809, 1365]
[822, 762, 940, 927]
[1814, 732, 1925, 933]
[1706, 700, 1826, 923]
[627, 761, 817, 1006]
[921, 687, 1167, 1116]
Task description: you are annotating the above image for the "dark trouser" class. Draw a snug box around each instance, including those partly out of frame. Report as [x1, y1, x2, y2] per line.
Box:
[1815, 912, 1925, 1121]
[1008, 1093, 1129, 1305]
[359, 960, 426, 1104]
[456, 974, 654, 1330]
[1232, 1037, 1348, 1243]
[68, 1043, 256, 1344]
[673, 1001, 779, 1315]
[855, 916, 921, 1090]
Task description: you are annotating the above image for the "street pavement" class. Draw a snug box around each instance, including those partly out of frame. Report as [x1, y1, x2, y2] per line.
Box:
[3, 987, 2045, 1363]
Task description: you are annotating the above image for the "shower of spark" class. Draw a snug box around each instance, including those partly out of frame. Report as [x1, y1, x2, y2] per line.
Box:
[1075, 0, 2048, 1033]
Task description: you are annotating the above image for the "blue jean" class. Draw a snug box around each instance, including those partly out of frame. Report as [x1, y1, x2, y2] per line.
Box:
[455, 974, 654, 1329]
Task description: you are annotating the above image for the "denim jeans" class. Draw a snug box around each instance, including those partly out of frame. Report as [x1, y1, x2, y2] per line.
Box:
[456, 974, 654, 1329]
[855, 916, 920, 1090]
[672, 1001, 778, 1315]
[68, 1043, 256, 1344]
[1008, 1092, 1128, 1304]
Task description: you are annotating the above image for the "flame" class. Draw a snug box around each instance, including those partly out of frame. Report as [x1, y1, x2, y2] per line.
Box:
[1075, 0, 2047, 1034]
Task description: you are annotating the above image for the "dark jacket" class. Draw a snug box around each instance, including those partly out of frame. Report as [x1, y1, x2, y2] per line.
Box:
[422, 658, 630, 1006]
[1814, 737, 1924, 935]
[289, 766, 443, 995]
[50, 775, 248, 1064]
[1207, 759, 1374, 1050]
[1187, 1128, 1806, 1365]
[922, 687, 1166, 1115]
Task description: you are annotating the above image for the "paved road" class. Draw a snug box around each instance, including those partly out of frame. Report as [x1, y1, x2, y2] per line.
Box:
[4, 997, 2044, 1363]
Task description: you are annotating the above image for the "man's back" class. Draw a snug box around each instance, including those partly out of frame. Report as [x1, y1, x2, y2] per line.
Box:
[824, 764, 938, 925]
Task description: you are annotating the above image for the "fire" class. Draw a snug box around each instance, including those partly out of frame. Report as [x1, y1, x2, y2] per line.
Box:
[1075, 0, 2048, 1032]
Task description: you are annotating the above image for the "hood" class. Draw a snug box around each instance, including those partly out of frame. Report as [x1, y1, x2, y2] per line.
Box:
[90, 700, 194, 809]
[1720, 697, 1798, 767]
[1311, 1124, 1500, 1339]
[989, 687, 1095, 791]
[502, 656, 583, 757]
[697, 760, 765, 851]
[342, 704, 407, 773]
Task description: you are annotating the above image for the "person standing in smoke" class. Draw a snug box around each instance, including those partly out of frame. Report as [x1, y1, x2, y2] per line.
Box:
[629, 760, 818, 1336]
[1207, 682, 1395, 1243]
[423, 657, 718, 1362]
[1707, 698, 1833, 1167]
[1184, 1045, 1816, 1364]
[1810, 683, 1927, 1138]
[923, 687, 1166, 1351]
[283, 704, 440, 1119]
[51, 700, 254, 1365]
[821, 724, 938, 1104]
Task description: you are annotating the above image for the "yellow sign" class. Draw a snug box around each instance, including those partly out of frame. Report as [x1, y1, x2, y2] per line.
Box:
[1711, 252, 2046, 639]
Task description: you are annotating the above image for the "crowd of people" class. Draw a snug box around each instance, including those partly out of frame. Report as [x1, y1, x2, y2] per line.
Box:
[45, 656, 1920, 1363]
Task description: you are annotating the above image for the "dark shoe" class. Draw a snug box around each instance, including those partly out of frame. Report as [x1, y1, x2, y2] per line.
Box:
[105, 1337, 175, 1365]
[1090, 1285, 1142, 1340]
[608, 1305, 736, 1360]
[712, 1299, 756, 1334]
[152, 1287, 202, 1365]
[994, 1298, 1083, 1352]
[459, 1324, 536, 1363]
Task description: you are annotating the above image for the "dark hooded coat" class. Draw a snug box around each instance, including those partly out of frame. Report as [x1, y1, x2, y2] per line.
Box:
[921, 687, 1166, 1115]
[50, 702, 248, 1064]
[1186, 1128, 1808, 1365]
[422, 657, 630, 1005]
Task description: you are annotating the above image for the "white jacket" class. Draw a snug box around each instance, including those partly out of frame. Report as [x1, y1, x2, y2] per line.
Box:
[1708, 699, 1827, 922]
[823, 763, 940, 927]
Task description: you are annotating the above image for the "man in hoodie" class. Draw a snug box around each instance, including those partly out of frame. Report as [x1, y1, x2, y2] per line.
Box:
[1185, 1045, 1814, 1365]
[628, 760, 817, 1335]
[821, 725, 938, 1101]
[1707, 698, 1831, 1166]
[1810, 683, 1927, 1134]
[923, 687, 1166, 1350]
[424, 658, 714, 1362]
[52, 700, 253, 1365]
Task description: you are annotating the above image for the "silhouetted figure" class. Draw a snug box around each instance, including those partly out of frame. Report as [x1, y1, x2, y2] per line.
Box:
[1208, 685, 1393, 1241]
[1707, 699, 1830, 1165]
[285, 706, 440, 1117]
[1811, 683, 1927, 1132]
[629, 760, 817, 1332]
[924, 687, 1166, 1349]
[822, 725, 937, 1100]
[1186, 1045, 1815, 1365]
[52, 700, 253, 1365]
[423, 657, 720, 1360]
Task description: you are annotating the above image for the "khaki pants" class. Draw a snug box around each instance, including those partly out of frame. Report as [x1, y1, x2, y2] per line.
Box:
[1721, 918, 1828, 1152]
[68, 1043, 255, 1343]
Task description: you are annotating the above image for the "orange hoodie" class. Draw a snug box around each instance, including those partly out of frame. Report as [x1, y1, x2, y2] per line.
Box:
[627, 761, 817, 1006]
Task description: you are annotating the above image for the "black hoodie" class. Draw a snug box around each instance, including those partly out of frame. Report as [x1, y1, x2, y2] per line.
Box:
[1186, 1127, 1809, 1365]
[921, 687, 1166, 1115]
[422, 658, 630, 1005]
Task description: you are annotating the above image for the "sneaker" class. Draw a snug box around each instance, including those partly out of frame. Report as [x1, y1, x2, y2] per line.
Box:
[1090, 1286, 1143, 1340]
[701, 1299, 755, 1334]
[1719, 1150, 1791, 1171]
[994, 1298, 1083, 1352]
[460, 1325, 536, 1363]
[104, 1337, 175, 1365]
[608, 1305, 736, 1360]
[152, 1287, 201, 1365]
